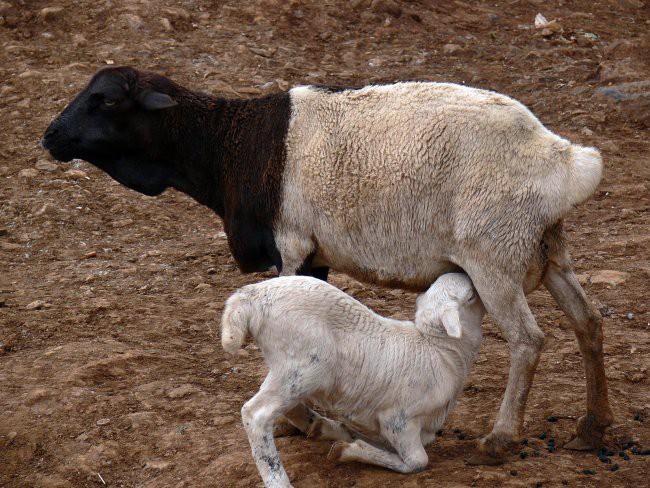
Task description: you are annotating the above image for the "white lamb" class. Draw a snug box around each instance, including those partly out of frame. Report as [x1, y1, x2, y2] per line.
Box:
[221, 273, 485, 488]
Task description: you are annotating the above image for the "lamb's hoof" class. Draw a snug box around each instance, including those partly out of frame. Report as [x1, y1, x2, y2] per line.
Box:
[466, 454, 506, 466]
[307, 419, 324, 439]
[327, 441, 348, 464]
[273, 417, 302, 438]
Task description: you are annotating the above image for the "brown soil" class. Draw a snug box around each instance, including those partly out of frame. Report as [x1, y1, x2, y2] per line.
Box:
[1, 1, 649, 487]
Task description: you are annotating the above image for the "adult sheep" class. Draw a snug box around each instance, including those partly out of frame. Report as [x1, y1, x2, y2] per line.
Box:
[41, 66, 612, 462]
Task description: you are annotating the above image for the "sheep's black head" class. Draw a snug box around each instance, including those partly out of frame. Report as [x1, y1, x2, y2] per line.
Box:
[42, 66, 179, 196]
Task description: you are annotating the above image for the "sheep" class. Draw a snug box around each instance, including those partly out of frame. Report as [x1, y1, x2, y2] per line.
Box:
[42, 67, 612, 460]
[221, 273, 486, 487]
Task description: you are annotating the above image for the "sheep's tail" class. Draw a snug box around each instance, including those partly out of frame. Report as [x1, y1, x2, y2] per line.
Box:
[565, 144, 603, 207]
[221, 291, 253, 355]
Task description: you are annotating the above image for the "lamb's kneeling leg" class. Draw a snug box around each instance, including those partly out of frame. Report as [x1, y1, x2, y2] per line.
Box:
[282, 403, 354, 442]
[242, 391, 294, 488]
[328, 421, 427, 474]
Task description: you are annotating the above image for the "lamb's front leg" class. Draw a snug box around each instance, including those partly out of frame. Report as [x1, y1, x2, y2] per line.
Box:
[242, 391, 293, 488]
[328, 420, 428, 474]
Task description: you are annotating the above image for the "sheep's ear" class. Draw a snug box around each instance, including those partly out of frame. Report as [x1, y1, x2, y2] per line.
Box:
[136, 89, 177, 110]
[440, 309, 462, 338]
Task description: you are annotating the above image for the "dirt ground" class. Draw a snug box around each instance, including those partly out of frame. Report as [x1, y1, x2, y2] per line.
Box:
[1, 0, 649, 487]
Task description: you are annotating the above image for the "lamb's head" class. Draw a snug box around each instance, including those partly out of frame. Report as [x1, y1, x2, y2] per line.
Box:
[41, 67, 180, 196]
[414, 273, 485, 339]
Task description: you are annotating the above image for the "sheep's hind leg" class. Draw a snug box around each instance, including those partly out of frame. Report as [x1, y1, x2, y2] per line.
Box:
[465, 268, 545, 464]
[328, 420, 427, 473]
[543, 255, 613, 450]
[242, 390, 294, 488]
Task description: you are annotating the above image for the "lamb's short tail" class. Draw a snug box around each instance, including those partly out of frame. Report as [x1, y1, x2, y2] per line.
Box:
[221, 291, 253, 355]
[566, 144, 603, 207]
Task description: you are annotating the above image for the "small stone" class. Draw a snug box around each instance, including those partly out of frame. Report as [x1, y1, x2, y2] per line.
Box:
[370, 0, 402, 18]
[96, 418, 111, 426]
[5, 431, 17, 447]
[19, 168, 39, 178]
[167, 384, 197, 399]
[0, 166, 10, 176]
[195, 283, 212, 291]
[580, 127, 594, 136]
[626, 312, 635, 320]
[590, 270, 630, 286]
[112, 218, 133, 228]
[35, 159, 59, 172]
[118, 13, 144, 30]
[160, 18, 172, 31]
[443, 43, 462, 55]
[25, 300, 48, 310]
[83, 251, 97, 259]
[64, 169, 88, 179]
[38, 6, 64, 21]
[72, 34, 87, 47]
[145, 460, 173, 470]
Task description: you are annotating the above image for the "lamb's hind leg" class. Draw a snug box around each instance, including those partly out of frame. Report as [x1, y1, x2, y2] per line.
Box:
[328, 419, 428, 474]
[465, 267, 545, 463]
[543, 249, 613, 450]
[281, 403, 354, 442]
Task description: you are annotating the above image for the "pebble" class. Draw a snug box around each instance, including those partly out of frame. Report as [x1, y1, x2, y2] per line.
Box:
[64, 169, 88, 179]
[370, 0, 402, 18]
[118, 13, 143, 31]
[96, 418, 111, 426]
[0, 165, 10, 176]
[35, 159, 59, 172]
[38, 6, 64, 21]
[160, 18, 173, 31]
[590, 270, 630, 286]
[626, 312, 635, 320]
[145, 460, 173, 470]
[19, 168, 39, 178]
[25, 300, 49, 310]
[443, 43, 462, 55]
[167, 384, 198, 399]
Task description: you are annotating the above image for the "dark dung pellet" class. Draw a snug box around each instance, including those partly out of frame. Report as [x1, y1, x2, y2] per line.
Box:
[610, 463, 619, 472]
[510, 470, 517, 476]
[598, 455, 611, 463]
[521, 438, 528, 445]
[582, 469, 596, 475]
[547, 416, 558, 423]
[539, 432, 547, 440]
[519, 450, 528, 459]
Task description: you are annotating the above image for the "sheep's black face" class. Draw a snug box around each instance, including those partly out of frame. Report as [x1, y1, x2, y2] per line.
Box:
[42, 67, 178, 196]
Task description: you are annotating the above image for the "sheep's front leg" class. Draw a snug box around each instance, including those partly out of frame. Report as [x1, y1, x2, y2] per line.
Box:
[328, 420, 428, 474]
[242, 391, 294, 488]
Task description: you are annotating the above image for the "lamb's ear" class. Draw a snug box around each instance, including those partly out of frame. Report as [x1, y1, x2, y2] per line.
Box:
[440, 308, 462, 338]
[136, 89, 177, 110]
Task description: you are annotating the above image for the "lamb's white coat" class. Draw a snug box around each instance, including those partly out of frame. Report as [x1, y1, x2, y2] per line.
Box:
[222, 274, 485, 487]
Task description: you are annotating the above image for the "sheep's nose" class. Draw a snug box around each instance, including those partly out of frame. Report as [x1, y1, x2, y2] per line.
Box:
[41, 127, 58, 148]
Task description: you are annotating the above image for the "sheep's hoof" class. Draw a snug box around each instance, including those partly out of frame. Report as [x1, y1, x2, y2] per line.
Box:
[476, 431, 514, 458]
[327, 441, 349, 464]
[564, 436, 596, 451]
[273, 416, 302, 438]
[564, 412, 611, 451]
[465, 454, 505, 466]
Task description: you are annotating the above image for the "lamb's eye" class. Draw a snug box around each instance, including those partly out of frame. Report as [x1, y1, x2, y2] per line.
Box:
[103, 99, 117, 107]
[467, 292, 476, 303]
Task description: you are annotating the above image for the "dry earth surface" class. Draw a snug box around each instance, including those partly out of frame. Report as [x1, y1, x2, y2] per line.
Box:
[1, 0, 649, 487]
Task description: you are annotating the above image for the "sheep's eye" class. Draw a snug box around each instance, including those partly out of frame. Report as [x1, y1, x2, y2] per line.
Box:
[103, 99, 117, 108]
[467, 292, 476, 303]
